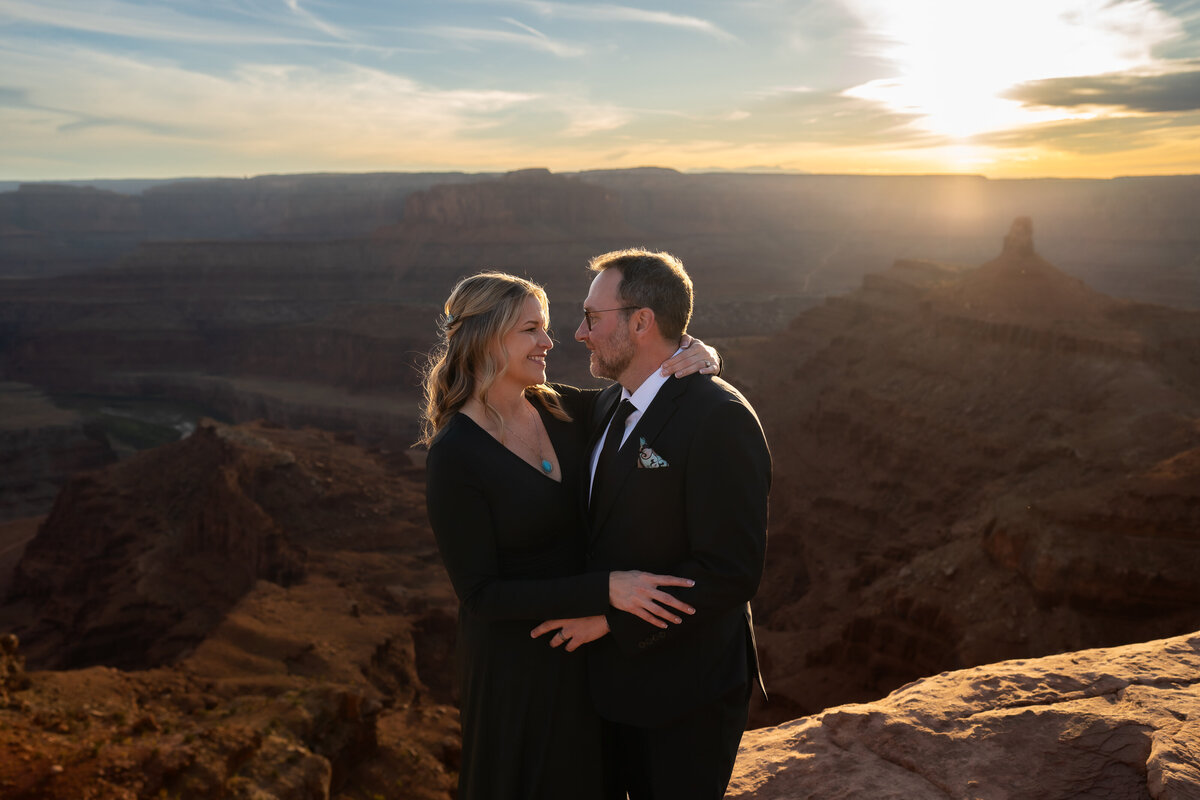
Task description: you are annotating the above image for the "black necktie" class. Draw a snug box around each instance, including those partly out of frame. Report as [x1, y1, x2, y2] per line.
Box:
[591, 399, 636, 511]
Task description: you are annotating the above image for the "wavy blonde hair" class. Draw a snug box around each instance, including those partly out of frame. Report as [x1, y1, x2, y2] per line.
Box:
[419, 271, 569, 445]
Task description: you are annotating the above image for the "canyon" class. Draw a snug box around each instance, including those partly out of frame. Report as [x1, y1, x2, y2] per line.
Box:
[1, 169, 1199, 797]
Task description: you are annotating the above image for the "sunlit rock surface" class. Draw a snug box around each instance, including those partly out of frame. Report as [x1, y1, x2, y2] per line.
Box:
[730, 630, 1200, 800]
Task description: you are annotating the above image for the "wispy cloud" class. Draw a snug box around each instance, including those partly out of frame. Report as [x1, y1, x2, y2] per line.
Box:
[0, 0, 398, 51]
[282, 0, 351, 42]
[505, 1, 739, 42]
[0, 44, 542, 176]
[420, 21, 585, 57]
[557, 100, 635, 136]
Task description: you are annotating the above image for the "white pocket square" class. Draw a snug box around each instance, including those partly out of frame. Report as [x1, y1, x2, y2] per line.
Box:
[637, 437, 669, 469]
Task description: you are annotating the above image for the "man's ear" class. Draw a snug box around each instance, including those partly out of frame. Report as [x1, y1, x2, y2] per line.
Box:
[630, 307, 656, 336]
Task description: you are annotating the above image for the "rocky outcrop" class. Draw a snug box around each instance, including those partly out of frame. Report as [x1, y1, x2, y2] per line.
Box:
[1003, 215, 1035, 257]
[6, 423, 307, 669]
[0, 420, 459, 799]
[929, 217, 1122, 329]
[983, 445, 1200, 610]
[729, 630, 1200, 799]
[0, 635, 444, 800]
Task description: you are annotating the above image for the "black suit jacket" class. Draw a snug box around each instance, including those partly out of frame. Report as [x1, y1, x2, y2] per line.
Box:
[584, 372, 771, 726]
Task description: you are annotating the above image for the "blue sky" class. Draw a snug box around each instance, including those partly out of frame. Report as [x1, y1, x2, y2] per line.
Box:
[3, 0, 1200, 180]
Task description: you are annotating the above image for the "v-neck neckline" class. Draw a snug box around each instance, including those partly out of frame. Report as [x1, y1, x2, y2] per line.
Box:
[457, 409, 563, 484]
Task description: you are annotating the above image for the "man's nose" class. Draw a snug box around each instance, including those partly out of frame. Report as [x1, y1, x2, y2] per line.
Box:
[574, 317, 588, 342]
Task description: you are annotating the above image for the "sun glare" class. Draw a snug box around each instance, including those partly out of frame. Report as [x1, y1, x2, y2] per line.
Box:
[841, 0, 1184, 139]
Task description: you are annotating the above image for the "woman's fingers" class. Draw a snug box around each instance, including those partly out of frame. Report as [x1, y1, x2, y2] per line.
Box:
[639, 599, 685, 625]
[613, 572, 698, 622]
[643, 573, 695, 588]
[659, 344, 711, 376]
[634, 608, 670, 628]
[530, 620, 563, 639]
[650, 589, 695, 615]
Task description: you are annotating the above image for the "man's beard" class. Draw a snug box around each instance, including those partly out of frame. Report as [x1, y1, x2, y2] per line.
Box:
[589, 332, 634, 380]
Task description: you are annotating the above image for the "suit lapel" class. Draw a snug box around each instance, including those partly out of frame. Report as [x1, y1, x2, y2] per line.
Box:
[627, 373, 690, 450]
[589, 374, 693, 535]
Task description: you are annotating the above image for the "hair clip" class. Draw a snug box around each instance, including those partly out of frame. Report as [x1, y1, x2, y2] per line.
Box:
[445, 313, 456, 323]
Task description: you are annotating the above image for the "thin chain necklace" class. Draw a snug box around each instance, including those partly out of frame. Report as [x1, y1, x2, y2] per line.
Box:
[504, 401, 554, 475]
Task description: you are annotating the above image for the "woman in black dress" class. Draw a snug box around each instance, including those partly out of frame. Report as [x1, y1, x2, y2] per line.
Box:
[421, 272, 717, 800]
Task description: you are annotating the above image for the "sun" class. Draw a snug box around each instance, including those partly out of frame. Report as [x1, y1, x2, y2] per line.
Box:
[840, 0, 1183, 139]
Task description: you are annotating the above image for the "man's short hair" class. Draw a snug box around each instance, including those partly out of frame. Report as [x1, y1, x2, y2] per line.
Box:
[588, 248, 693, 341]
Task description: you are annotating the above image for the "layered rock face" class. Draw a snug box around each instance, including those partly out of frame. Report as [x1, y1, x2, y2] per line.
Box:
[0, 420, 460, 799]
[729, 630, 1200, 799]
[396, 168, 630, 239]
[741, 218, 1200, 724]
[0, 171, 481, 240]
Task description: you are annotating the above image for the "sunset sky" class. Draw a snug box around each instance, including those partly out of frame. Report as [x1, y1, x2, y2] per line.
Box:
[3, 0, 1200, 181]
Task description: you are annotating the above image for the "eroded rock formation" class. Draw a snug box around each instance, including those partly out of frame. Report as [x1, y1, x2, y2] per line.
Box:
[0, 420, 460, 799]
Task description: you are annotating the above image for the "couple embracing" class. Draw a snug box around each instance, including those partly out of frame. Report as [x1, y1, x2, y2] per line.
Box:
[421, 249, 772, 799]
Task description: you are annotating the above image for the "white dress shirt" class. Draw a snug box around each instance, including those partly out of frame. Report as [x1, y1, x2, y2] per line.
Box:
[587, 354, 678, 496]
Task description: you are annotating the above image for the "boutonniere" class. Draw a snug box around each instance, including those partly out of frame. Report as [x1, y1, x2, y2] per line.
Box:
[637, 437, 669, 469]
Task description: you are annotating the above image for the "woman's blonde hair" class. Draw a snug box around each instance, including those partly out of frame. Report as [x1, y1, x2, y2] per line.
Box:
[419, 271, 569, 445]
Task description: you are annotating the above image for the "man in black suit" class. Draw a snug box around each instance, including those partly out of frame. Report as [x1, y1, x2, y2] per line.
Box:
[543, 248, 771, 799]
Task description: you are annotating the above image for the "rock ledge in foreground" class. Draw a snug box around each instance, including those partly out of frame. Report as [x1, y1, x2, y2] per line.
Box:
[730, 630, 1200, 800]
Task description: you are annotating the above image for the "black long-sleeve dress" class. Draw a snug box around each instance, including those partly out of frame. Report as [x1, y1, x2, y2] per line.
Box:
[425, 387, 612, 800]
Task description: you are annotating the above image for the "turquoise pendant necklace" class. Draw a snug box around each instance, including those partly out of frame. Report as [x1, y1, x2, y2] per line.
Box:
[505, 401, 554, 475]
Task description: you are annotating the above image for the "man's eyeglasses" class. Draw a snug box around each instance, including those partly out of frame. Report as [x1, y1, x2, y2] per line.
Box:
[582, 306, 638, 332]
